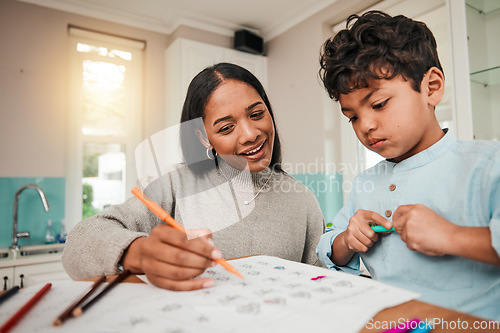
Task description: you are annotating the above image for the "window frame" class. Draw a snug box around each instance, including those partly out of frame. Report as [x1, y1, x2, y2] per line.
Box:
[65, 27, 144, 230]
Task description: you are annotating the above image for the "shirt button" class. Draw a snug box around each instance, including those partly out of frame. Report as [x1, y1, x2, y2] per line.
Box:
[389, 184, 396, 191]
[385, 210, 392, 217]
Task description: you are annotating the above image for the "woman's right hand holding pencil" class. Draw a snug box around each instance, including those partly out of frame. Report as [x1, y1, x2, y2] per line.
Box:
[331, 210, 392, 266]
[120, 224, 221, 291]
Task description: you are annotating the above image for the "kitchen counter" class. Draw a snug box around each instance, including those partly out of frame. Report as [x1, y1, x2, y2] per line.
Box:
[0, 244, 64, 268]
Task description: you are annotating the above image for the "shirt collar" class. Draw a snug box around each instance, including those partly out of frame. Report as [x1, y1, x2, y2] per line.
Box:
[388, 128, 455, 172]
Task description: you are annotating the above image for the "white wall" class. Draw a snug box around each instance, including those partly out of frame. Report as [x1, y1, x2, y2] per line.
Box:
[0, 0, 233, 177]
[0, 1, 68, 177]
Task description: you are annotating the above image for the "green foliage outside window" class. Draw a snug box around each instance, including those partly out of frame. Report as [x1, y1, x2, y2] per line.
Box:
[83, 151, 99, 177]
[82, 183, 99, 219]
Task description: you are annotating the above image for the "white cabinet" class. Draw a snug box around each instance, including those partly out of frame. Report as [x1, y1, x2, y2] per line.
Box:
[465, 0, 500, 140]
[1, 267, 14, 290]
[13, 261, 69, 288]
[1, 256, 70, 290]
[447, 0, 500, 141]
[165, 38, 267, 127]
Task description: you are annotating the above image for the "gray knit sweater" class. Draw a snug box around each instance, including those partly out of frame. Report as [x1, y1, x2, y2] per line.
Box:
[62, 160, 325, 279]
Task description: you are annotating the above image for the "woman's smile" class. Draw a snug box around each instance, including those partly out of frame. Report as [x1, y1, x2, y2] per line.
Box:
[240, 140, 265, 158]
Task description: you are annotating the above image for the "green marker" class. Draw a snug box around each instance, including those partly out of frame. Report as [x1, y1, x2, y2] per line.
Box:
[371, 226, 395, 233]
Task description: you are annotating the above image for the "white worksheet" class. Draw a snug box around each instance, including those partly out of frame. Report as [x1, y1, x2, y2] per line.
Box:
[0, 256, 419, 333]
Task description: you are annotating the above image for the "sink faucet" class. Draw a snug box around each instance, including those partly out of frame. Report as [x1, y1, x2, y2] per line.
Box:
[11, 184, 50, 251]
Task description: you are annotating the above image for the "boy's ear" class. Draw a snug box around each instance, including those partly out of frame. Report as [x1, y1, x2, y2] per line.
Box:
[195, 129, 212, 149]
[424, 67, 445, 107]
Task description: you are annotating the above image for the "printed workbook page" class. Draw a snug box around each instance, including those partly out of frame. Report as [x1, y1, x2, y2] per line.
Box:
[0, 256, 419, 333]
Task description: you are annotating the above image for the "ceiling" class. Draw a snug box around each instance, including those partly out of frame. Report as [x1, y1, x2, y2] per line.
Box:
[18, 0, 340, 41]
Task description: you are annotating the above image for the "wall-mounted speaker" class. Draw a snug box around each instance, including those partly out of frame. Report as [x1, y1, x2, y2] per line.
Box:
[234, 29, 264, 55]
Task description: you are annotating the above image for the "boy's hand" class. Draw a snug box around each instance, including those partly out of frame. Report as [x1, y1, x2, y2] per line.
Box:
[342, 210, 393, 253]
[393, 204, 455, 256]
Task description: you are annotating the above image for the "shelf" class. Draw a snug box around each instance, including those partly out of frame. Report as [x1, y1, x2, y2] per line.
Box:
[466, 0, 500, 15]
[470, 66, 500, 86]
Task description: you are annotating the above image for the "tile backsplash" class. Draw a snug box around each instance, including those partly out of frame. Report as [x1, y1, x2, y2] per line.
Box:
[0, 175, 340, 247]
[0, 177, 65, 247]
[291, 172, 343, 225]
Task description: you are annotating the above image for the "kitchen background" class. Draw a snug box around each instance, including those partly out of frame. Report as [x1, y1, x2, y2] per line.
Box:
[0, 0, 498, 250]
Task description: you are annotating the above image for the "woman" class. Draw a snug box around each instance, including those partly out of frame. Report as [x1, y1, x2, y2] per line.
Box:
[62, 63, 324, 291]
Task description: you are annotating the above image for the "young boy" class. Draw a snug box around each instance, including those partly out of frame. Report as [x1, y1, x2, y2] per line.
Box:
[316, 10, 500, 320]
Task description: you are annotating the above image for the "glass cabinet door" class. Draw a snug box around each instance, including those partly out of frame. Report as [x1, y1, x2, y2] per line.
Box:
[466, 0, 500, 140]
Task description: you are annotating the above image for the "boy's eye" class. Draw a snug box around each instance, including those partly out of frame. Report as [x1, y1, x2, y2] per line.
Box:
[373, 100, 388, 109]
[348, 115, 358, 123]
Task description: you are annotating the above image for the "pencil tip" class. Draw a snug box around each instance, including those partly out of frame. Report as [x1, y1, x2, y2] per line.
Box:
[231, 269, 244, 279]
[53, 319, 61, 326]
[72, 308, 83, 317]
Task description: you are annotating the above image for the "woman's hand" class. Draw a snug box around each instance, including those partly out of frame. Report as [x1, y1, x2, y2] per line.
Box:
[121, 225, 221, 291]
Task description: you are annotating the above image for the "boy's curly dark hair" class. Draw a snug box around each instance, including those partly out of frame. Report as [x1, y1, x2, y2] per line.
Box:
[319, 10, 444, 101]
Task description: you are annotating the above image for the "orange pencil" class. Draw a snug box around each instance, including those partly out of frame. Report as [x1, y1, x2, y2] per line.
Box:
[131, 186, 243, 279]
[0, 283, 52, 333]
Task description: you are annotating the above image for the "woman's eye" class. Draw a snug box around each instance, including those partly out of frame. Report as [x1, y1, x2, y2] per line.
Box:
[348, 115, 358, 123]
[218, 125, 234, 133]
[251, 111, 265, 119]
[373, 100, 388, 109]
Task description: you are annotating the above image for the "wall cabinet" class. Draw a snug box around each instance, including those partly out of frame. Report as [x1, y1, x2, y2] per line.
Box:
[466, 0, 500, 140]
[164, 38, 267, 127]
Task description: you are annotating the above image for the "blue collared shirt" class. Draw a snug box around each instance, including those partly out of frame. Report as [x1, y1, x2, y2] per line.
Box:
[316, 131, 500, 320]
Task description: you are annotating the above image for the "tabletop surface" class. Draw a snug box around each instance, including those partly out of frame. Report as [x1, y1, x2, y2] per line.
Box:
[89, 274, 499, 333]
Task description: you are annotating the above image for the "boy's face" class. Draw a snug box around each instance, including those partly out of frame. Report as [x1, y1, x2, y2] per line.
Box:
[339, 74, 443, 163]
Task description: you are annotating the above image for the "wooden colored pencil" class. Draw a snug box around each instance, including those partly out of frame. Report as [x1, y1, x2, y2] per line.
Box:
[72, 270, 130, 317]
[0, 286, 20, 306]
[52, 276, 106, 326]
[0, 283, 52, 333]
[131, 186, 243, 279]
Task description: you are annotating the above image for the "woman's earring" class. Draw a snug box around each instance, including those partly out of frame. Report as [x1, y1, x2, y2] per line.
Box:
[206, 147, 216, 160]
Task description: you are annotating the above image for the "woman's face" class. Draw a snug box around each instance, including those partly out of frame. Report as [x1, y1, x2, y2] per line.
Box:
[203, 79, 275, 172]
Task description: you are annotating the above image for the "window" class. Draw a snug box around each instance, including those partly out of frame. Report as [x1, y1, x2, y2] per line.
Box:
[66, 27, 144, 228]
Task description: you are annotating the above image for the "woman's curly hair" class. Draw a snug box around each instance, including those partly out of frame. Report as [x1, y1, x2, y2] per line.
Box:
[319, 10, 444, 101]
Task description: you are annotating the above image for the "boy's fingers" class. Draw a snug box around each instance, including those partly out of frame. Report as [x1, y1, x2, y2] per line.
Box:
[393, 204, 414, 220]
[360, 223, 379, 241]
[347, 236, 370, 253]
[366, 211, 393, 230]
[392, 205, 414, 232]
[346, 225, 377, 251]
